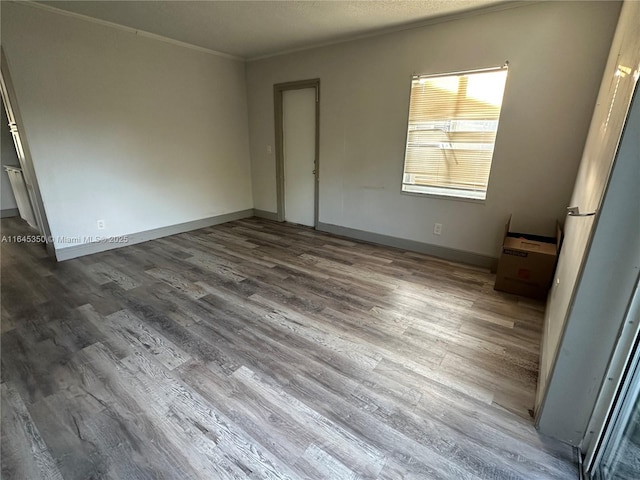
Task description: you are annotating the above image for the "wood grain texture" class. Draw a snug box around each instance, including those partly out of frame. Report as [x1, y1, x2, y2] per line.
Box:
[1, 382, 64, 480]
[0, 216, 578, 479]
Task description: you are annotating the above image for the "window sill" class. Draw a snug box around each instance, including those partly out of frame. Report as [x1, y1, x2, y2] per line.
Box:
[400, 186, 486, 204]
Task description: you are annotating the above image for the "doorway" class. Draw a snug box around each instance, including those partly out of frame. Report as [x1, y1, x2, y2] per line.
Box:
[0, 48, 53, 255]
[274, 79, 319, 227]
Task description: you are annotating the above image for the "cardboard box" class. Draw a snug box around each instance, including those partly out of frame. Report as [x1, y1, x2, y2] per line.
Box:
[494, 216, 561, 299]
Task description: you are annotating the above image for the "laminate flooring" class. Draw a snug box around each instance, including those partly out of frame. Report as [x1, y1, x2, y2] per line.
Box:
[0, 216, 578, 479]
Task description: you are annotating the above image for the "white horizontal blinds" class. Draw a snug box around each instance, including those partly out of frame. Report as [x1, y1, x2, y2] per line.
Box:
[403, 67, 507, 196]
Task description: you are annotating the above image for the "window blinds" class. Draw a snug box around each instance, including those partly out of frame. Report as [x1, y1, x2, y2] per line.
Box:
[402, 66, 508, 199]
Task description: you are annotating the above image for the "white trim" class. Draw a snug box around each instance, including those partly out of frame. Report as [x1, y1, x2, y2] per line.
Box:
[15, 0, 532, 63]
[413, 63, 508, 81]
[402, 184, 487, 201]
[584, 278, 640, 473]
[54, 209, 254, 261]
[17, 1, 244, 61]
[1, 48, 54, 250]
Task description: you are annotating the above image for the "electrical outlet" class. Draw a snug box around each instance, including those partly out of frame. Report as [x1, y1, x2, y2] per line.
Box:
[266, 145, 273, 154]
[97, 219, 106, 230]
[433, 223, 442, 235]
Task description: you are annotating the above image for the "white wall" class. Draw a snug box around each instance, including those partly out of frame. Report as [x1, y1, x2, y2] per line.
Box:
[1, 100, 19, 212]
[246, 1, 620, 258]
[1, 2, 253, 251]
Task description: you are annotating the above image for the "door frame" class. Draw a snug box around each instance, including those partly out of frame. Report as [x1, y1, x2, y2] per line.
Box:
[273, 79, 320, 227]
[1, 48, 54, 256]
[585, 280, 640, 476]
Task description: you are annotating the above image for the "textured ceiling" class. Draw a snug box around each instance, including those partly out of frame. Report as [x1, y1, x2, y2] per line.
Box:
[37, 1, 506, 59]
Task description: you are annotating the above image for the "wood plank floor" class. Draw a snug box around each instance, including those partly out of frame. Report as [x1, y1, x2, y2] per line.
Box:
[0, 216, 578, 479]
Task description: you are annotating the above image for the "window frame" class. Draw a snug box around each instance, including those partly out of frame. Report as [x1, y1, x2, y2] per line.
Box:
[400, 64, 508, 201]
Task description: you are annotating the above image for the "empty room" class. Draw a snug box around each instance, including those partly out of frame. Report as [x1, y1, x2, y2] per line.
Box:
[1, 1, 639, 479]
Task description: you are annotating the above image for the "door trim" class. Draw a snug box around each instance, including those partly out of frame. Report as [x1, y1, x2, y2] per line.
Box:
[1, 48, 54, 256]
[584, 278, 640, 475]
[273, 79, 320, 227]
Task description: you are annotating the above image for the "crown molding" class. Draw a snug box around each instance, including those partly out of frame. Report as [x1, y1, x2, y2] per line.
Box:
[12, 1, 536, 63]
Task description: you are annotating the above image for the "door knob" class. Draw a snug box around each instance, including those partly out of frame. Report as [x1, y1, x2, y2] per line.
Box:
[567, 206, 596, 217]
[312, 170, 317, 175]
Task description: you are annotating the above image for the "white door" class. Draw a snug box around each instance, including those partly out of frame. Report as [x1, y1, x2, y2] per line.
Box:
[283, 88, 316, 227]
[535, 1, 640, 437]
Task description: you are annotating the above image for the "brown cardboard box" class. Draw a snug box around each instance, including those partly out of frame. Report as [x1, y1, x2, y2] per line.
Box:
[494, 216, 561, 299]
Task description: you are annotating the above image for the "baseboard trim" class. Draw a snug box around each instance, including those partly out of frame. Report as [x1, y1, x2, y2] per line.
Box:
[55, 209, 254, 261]
[1, 208, 19, 218]
[317, 221, 497, 269]
[253, 209, 279, 221]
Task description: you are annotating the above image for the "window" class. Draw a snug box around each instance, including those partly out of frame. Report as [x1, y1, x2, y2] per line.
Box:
[401, 66, 508, 200]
